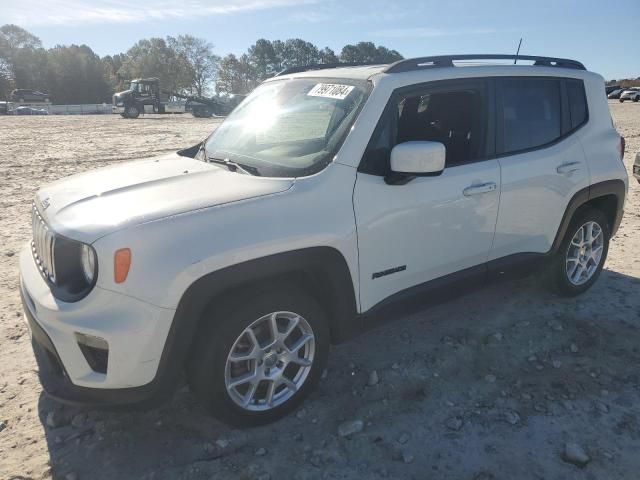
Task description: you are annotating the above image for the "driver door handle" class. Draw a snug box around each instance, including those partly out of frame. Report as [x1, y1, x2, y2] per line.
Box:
[556, 161, 582, 175]
[463, 182, 497, 196]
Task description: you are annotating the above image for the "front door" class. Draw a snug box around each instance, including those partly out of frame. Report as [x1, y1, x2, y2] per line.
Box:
[354, 79, 500, 312]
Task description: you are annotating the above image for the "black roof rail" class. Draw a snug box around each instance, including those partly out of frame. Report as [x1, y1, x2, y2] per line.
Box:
[385, 54, 586, 73]
[275, 62, 383, 77]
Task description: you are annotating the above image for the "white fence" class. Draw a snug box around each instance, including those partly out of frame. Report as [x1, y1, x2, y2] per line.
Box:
[3, 103, 113, 115]
[46, 104, 113, 115]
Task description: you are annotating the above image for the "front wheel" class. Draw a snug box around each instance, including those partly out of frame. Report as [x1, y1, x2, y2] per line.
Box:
[547, 208, 610, 296]
[124, 105, 140, 118]
[619, 98, 625, 103]
[188, 286, 329, 426]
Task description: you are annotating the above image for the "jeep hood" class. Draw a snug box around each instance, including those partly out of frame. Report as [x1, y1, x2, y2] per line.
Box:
[35, 153, 293, 243]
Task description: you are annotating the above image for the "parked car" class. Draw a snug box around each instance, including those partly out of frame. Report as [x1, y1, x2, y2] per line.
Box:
[20, 54, 628, 426]
[633, 150, 640, 183]
[12, 106, 49, 115]
[605, 85, 621, 95]
[619, 88, 640, 102]
[10, 89, 51, 103]
[607, 88, 625, 99]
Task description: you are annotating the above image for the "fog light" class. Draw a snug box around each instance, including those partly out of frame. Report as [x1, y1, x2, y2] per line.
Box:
[75, 332, 109, 374]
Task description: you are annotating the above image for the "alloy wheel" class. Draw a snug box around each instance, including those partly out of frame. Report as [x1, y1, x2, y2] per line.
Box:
[224, 311, 315, 411]
[565, 221, 604, 286]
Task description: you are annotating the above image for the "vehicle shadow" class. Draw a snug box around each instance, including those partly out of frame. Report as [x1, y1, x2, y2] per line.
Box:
[37, 268, 640, 480]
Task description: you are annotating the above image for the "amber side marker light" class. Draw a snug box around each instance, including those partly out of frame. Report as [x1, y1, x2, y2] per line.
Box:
[114, 248, 131, 284]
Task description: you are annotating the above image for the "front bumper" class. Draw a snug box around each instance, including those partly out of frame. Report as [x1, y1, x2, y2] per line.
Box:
[22, 289, 167, 406]
[19, 243, 178, 406]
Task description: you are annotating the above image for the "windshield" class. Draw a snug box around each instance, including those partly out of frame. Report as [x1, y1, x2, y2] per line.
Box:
[204, 78, 370, 177]
[130, 82, 139, 92]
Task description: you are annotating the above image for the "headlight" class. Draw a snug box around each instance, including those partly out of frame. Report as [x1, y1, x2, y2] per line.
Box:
[80, 244, 97, 283]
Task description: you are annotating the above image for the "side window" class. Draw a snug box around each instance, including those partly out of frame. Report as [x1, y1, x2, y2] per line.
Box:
[360, 82, 488, 174]
[498, 78, 561, 154]
[396, 88, 486, 166]
[360, 113, 393, 175]
[566, 79, 588, 130]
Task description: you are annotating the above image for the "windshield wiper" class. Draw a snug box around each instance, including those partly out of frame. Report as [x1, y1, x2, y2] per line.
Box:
[206, 156, 260, 176]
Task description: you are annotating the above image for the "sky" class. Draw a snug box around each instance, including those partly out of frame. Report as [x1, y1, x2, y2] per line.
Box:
[2, 0, 639, 80]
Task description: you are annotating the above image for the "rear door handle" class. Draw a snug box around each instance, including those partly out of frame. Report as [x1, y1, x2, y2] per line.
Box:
[556, 161, 582, 175]
[463, 182, 497, 196]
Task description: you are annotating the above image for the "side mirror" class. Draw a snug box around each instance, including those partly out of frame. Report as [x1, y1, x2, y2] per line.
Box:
[390, 141, 446, 176]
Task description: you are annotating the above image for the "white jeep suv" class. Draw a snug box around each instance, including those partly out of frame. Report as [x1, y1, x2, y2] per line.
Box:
[20, 54, 628, 426]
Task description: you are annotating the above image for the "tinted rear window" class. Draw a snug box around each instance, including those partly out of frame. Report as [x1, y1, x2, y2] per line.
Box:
[499, 78, 562, 154]
[566, 79, 587, 129]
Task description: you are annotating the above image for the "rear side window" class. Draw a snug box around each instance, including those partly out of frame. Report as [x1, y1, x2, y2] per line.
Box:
[566, 79, 588, 129]
[498, 78, 562, 154]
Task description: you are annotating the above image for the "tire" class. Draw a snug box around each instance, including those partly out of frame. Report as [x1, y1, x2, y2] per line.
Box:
[188, 285, 330, 426]
[547, 207, 610, 296]
[619, 98, 624, 103]
[125, 105, 140, 119]
[633, 96, 639, 103]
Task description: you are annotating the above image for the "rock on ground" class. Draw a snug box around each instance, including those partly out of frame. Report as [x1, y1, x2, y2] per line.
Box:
[562, 443, 591, 467]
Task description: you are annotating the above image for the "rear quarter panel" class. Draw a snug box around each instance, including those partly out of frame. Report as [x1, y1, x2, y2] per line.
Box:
[578, 73, 629, 191]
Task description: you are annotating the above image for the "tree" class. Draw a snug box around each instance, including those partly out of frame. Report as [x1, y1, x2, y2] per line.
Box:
[216, 53, 257, 94]
[118, 38, 191, 93]
[102, 53, 127, 91]
[0, 24, 42, 51]
[340, 42, 403, 63]
[281, 39, 320, 69]
[45, 44, 112, 103]
[0, 55, 11, 99]
[248, 38, 277, 80]
[319, 47, 338, 64]
[168, 35, 219, 96]
[0, 24, 47, 94]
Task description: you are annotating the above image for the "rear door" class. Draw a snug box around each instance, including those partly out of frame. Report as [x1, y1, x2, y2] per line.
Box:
[354, 79, 501, 312]
[489, 76, 590, 260]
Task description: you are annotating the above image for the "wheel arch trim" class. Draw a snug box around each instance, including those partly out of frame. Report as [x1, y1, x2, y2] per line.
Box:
[551, 179, 626, 253]
[151, 246, 359, 395]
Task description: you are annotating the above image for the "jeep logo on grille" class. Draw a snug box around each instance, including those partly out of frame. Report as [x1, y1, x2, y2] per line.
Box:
[40, 197, 50, 210]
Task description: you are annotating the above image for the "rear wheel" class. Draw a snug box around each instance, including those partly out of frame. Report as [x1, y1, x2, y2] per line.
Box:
[547, 208, 610, 296]
[188, 286, 329, 426]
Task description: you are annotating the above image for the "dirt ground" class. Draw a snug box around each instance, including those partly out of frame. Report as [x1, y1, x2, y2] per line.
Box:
[0, 105, 639, 480]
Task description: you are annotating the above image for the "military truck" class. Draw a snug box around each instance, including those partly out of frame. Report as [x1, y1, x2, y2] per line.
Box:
[112, 78, 233, 119]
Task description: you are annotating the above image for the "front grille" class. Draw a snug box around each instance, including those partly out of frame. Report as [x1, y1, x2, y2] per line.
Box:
[31, 203, 56, 283]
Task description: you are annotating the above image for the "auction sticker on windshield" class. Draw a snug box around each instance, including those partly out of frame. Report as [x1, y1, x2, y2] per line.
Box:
[308, 83, 354, 100]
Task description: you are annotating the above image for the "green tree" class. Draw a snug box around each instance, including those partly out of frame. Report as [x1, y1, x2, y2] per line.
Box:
[248, 38, 277, 80]
[340, 41, 403, 63]
[168, 35, 219, 96]
[102, 53, 127, 91]
[45, 45, 112, 103]
[0, 24, 47, 95]
[216, 53, 256, 94]
[118, 38, 190, 93]
[319, 47, 339, 64]
[281, 39, 320, 69]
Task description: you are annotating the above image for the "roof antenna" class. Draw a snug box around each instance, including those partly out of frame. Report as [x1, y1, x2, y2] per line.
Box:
[514, 38, 523, 64]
